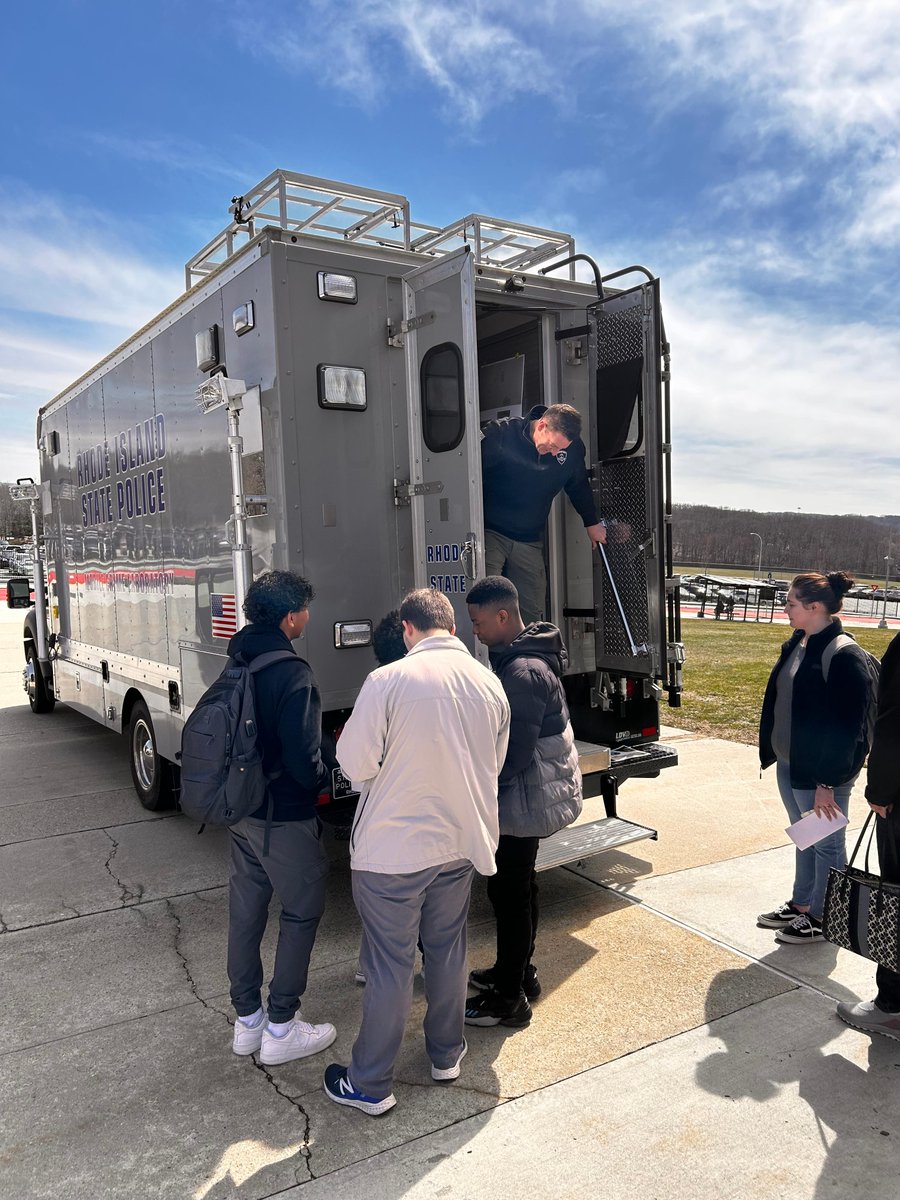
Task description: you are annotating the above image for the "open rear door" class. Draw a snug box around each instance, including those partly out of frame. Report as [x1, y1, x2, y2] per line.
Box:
[588, 279, 667, 684]
[402, 246, 485, 656]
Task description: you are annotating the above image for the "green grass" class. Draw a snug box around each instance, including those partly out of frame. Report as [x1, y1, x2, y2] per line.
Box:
[664, 621, 895, 745]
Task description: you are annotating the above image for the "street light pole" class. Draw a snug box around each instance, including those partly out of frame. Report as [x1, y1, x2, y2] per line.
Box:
[879, 553, 892, 629]
[750, 532, 762, 579]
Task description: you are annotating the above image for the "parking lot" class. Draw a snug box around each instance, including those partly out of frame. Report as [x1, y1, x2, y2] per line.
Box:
[1, 605, 898, 1200]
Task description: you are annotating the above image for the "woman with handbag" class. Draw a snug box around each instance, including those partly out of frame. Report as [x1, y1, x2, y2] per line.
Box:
[836, 631, 900, 1040]
[758, 572, 870, 944]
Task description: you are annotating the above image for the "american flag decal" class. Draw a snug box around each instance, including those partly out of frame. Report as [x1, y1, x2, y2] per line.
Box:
[211, 593, 238, 639]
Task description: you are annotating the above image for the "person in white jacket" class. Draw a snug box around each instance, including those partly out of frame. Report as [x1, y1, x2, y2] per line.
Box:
[323, 589, 510, 1116]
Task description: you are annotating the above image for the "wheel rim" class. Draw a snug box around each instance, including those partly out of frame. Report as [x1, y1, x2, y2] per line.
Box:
[132, 718, 156, 791]
[24, 654, 37, 705]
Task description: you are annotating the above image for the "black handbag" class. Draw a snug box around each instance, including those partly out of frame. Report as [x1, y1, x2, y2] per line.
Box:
[822, 812, 900, 970]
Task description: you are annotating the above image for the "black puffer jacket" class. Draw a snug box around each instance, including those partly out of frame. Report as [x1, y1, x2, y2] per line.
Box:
[492, 623, 583, 837]
[226, 624, 330, 821]
[759, 618, 869, 790]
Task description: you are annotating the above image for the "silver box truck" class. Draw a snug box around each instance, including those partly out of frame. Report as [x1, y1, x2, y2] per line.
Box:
[15, 170, 683, 867]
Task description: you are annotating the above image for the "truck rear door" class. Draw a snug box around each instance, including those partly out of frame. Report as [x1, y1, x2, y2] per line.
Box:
[402, 246, 485, 655]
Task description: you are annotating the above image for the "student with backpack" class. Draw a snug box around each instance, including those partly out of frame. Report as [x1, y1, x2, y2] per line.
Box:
[213, 571, 336, 1064]
[757, 572, 873, 944]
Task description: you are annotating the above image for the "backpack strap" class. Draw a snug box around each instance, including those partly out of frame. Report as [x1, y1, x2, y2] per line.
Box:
[247, 649, 299, 854]
[821, 633, 855, 682]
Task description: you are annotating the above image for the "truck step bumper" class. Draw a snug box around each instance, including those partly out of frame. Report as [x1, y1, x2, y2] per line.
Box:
[535, 816, 658, 873]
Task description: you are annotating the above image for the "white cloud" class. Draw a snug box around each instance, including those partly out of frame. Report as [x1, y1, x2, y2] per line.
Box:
[239, 0, 563, 122]
[0, 189, 178, 329]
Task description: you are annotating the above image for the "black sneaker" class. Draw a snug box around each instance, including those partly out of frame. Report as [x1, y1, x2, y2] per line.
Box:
[775, 914, 824, 944]
[469, 964, 542, 1001]
[757, 900, 804, 929]
[464, 989, 532, 1028]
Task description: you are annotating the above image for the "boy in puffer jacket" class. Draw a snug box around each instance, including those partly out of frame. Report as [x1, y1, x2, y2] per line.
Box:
[464, 576, 583, 1027]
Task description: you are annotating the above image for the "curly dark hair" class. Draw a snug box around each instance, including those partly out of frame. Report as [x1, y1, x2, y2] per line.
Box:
[243, 570, 315, 627]
[373, 609, 407, 665]
[790, 571, 855, 614]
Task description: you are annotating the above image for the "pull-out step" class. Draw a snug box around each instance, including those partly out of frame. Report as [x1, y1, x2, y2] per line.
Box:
[535, 816, 658, 872]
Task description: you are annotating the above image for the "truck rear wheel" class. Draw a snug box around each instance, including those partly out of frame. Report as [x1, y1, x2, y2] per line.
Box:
[129, 700, 175, 811]
[25, 644, 55, 714]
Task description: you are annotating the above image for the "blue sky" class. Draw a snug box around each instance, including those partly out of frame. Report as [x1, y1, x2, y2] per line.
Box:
[2, 0, 898, 516]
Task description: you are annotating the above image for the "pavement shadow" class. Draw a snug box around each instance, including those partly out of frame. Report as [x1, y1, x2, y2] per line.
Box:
[695, 966, 900, 1198]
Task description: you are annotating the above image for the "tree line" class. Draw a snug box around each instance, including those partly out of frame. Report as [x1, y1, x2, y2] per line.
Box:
[673, 504, 900, 580]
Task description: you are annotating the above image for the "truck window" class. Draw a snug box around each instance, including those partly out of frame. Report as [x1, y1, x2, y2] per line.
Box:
[421, 342, 464, 452]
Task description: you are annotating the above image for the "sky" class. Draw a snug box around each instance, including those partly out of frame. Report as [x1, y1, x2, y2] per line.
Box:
[2, 0, 898, 517]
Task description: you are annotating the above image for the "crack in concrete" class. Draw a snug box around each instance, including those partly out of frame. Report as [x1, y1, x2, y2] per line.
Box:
[248, 1058, 316, 1183]
[164, 898, 213, 1010]
[0, 910, 7, 934]
[101, 829, 144, 905]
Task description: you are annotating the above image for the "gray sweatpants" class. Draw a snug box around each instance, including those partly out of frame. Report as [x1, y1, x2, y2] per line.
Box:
[349, 859, 475, 1098]
[227, 816, 328, 1023]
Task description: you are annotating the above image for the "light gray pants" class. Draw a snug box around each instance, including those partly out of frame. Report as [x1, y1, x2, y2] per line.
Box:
[349, 859, 475, 1098]
[227, 816, 328, 1023]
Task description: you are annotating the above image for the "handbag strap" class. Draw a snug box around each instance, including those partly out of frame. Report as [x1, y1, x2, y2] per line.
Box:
[847, 810, 875, 871]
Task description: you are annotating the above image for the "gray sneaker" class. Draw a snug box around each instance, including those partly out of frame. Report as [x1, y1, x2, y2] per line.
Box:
[836, 999, 900, 1042]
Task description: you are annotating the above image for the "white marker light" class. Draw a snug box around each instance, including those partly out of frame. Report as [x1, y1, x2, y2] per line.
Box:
[317, 271, 358, 303]
[318, 365, 367, 410]
[334, 620, 373, 648]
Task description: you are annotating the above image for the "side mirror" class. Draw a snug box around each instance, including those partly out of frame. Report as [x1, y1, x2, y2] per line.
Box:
[6, 576, 32, 609]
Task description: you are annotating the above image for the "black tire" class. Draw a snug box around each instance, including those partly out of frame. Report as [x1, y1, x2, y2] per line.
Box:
[25, 644, 55, 714]
[128, 699, 176, 811]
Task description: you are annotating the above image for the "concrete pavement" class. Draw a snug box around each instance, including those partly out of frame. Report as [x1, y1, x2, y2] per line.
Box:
[0, 606, 897, 1200]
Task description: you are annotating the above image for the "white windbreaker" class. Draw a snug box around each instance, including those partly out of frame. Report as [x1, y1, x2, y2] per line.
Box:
[337, 634, 510, 875]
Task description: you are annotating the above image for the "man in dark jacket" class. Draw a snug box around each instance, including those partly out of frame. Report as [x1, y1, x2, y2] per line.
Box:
[464, 576, 582, 1027]
[837, 631, 900, 1040]
[481, 403, 606, 624]
[226, 570, 337, 1065]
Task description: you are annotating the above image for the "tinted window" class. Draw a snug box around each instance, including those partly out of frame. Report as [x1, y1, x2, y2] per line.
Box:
[421, 343, 464, 452]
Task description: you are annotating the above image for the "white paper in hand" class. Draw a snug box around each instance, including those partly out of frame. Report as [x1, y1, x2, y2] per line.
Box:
[786, 810, 849, 850]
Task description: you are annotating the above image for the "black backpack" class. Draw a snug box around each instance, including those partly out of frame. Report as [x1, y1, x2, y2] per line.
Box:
[178, 649, 297, 851]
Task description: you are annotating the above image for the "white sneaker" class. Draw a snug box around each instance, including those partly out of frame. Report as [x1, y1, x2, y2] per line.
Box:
[432, 1039, 467, 1081]
[232, 1013, 265, 1056]
[259, 1017, 337, 1065]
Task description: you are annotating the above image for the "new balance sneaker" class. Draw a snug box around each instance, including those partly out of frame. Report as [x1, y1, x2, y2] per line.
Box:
[757, 900, 805, 929]
[836, 999, 900, 1042]
[431, 1039, 468, 1081]
[468, 963, 541, 1001]
[323, 1064, 397, 1115]
[232, 1010, 266, 1056]
[259, 1017, 337, 1065]
[354, 964, 366, 985]
[464, 989, 532, 1028]
[775, 914, 824, 944]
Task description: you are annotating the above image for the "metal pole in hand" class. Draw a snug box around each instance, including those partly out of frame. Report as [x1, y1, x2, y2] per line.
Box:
[597, 540, 648, 657]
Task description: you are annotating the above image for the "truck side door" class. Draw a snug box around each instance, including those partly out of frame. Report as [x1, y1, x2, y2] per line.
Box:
[402, 246, 485, 655]
[589, 279, 667, 685]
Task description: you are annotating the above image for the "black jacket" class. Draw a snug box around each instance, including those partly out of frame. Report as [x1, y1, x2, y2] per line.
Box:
[491, 623, 582, 837]
[226, 624, 329, 821]
[759, 618, 869, 789]
[866, 631, 900, 809]
[481, 405, 597, 542]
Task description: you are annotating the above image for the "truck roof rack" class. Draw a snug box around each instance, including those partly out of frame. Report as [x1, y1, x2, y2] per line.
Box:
[184, 169, 576, 289]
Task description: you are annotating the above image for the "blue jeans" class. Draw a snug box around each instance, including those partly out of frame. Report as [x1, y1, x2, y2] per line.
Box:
[776, 762, 855, 921]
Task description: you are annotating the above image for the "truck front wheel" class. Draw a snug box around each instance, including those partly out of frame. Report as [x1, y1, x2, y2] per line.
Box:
[25, 644, 55, 714]
[129, 700, 175, 810]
